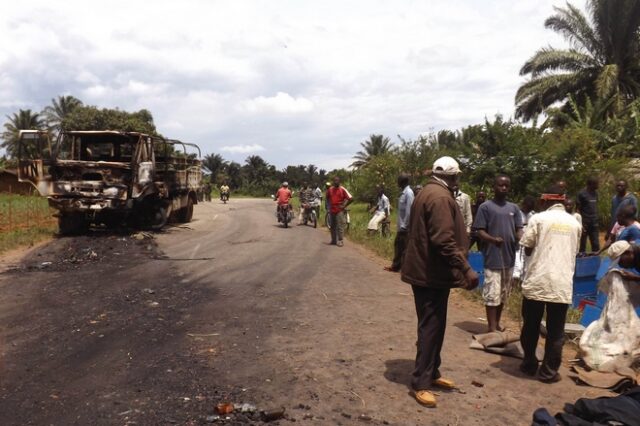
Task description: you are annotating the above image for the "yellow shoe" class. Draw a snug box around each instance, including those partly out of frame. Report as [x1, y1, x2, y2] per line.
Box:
[433, 377, 456, 389]
[415, 390, 437, 407]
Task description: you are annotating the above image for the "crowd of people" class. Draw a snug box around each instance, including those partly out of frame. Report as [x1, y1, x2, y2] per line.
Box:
[273, 178, 354, 245]
[385, 156, 639, 408]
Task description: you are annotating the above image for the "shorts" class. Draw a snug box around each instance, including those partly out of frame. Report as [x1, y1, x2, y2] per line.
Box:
[367, 211, 387, 230]
[483, 268, 514, 306]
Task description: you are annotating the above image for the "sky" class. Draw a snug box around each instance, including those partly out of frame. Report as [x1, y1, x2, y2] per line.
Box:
[0, 0, 586, 170]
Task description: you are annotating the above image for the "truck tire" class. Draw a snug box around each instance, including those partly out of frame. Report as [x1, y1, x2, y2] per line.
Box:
[177, 197, 194, 223]
[149, 205, 168, 231]
[58, 214, 88, 235]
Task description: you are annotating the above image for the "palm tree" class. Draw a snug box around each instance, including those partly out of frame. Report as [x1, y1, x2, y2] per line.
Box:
[243, 155, 269, 183]
[516, 0, 640, 121]
[224, 161, 242, 189]
[1, 109, 45, 158]
[306, 164, 318, 181]
[350, 134, 393, 168]
[42, 95, 83, 132]
[202, 153, 227, 179]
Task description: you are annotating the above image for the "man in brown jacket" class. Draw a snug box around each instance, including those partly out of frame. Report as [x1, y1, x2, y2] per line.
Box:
[401, 156, 479, 407]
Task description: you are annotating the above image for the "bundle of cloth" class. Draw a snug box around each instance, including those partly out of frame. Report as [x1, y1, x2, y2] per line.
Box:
[579, 241, 640, 372]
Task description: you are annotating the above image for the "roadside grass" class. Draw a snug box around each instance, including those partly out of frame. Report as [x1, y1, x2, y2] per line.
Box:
[0, 194, 56, 254]
[343, 203, 395, 260]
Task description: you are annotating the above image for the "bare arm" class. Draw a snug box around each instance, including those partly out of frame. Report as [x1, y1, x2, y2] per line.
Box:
[477, 229, 503, 246]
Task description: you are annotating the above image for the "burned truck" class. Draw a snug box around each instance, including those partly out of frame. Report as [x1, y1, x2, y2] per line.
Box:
[17, 130, 203, 234]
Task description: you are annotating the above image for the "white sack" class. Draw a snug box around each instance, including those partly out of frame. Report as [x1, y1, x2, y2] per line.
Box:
[579, 271, 640, 372]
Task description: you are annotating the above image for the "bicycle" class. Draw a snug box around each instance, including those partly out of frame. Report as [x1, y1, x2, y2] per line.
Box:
[380, 217, 392, 238]
[325, 208, 350, 232]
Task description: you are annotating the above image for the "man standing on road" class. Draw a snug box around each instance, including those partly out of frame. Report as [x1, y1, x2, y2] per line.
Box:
[401, 156, 479, 408]
[326, 177, 353, 247]
[473, 174, 523, 333]
[519, 187, 581, 383]
[367, 185, 390, 235]
[453, 183, 473, 234]
[385, 173, 414, 272]
[577, 177, 600, 253]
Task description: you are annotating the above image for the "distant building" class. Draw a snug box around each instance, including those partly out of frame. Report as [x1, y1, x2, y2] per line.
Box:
[0, 169, 35, 195]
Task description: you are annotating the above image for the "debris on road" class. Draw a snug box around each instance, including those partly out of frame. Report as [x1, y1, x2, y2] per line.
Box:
[131, 232, 155, 240]
[215, 402, 234, 415]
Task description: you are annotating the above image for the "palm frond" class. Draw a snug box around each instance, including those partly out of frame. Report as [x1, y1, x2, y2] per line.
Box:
[545, 3, 603, 58]
[520, 48, 598, 77]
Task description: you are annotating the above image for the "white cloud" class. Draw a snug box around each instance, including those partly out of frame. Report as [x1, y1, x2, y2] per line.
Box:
[220, 144, 266, 154]
[0, 0, 587, 169]
[240, 92, 314, 114]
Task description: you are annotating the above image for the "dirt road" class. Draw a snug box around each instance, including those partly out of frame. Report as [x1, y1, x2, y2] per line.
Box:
[0, 199, 609, 425]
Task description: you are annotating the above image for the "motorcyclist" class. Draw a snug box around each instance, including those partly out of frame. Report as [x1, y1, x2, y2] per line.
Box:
[299, 182, 320, 224]
[275, 182, 293, 222]
[298, 182, 314, 223]
[220, 183, 230, 201]
[313, 183, 323, 219]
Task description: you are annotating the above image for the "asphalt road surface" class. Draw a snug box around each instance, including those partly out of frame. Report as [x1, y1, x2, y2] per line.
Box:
[0, 198, 609, 425]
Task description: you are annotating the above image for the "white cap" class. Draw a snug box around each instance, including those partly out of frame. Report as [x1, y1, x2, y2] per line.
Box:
[283, 181, 289, 186]
[433, 156, 461, 175]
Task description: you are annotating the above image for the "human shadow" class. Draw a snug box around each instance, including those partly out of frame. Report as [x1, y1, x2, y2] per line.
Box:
[453, 320, 487, 335]
[489, 356, 540, 381]
[383, 358, 414, 390]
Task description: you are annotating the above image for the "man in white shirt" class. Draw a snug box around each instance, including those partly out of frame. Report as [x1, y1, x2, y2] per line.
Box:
[519, 187, 582, 383]
[368, 185, 390, 234]
[386, 173, 414, 272]
[453, 184, 473, 233]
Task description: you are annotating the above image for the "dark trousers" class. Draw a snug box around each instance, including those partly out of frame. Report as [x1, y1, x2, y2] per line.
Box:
[329, 211, 344, 244]
[520, 297, 568, 380]
[391, 230, 408, 270]
[580, 221, 600, 252]
[411, 286, 450, 391]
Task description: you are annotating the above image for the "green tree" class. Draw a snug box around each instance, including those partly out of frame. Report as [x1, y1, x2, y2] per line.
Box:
[203, 153, 227, 183]
[516, 0, 640, 121]
[351, 134, 393, 168]
[1, 109, 45, 158]
[62, 106, 158, 135]
[224, 161, 242, 189]
[43, 95, 83, 133]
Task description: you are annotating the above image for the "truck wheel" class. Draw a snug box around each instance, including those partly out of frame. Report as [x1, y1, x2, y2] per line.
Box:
[58, 214, 88, 235]
[149, 205, 168, 231]
[177, 198, 194, 223]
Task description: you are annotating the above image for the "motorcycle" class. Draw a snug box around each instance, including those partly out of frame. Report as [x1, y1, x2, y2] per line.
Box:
[220, 192, 229, 204]
[301, 202, 318, 228]
[277, 203, 294, 228]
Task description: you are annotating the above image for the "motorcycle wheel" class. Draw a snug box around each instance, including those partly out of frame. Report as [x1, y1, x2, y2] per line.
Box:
[312, 212, 317, 228]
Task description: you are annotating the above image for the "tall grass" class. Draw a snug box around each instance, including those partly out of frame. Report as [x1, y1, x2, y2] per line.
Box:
[0, 194, 56, 253]
[343, 202, 395, 260]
